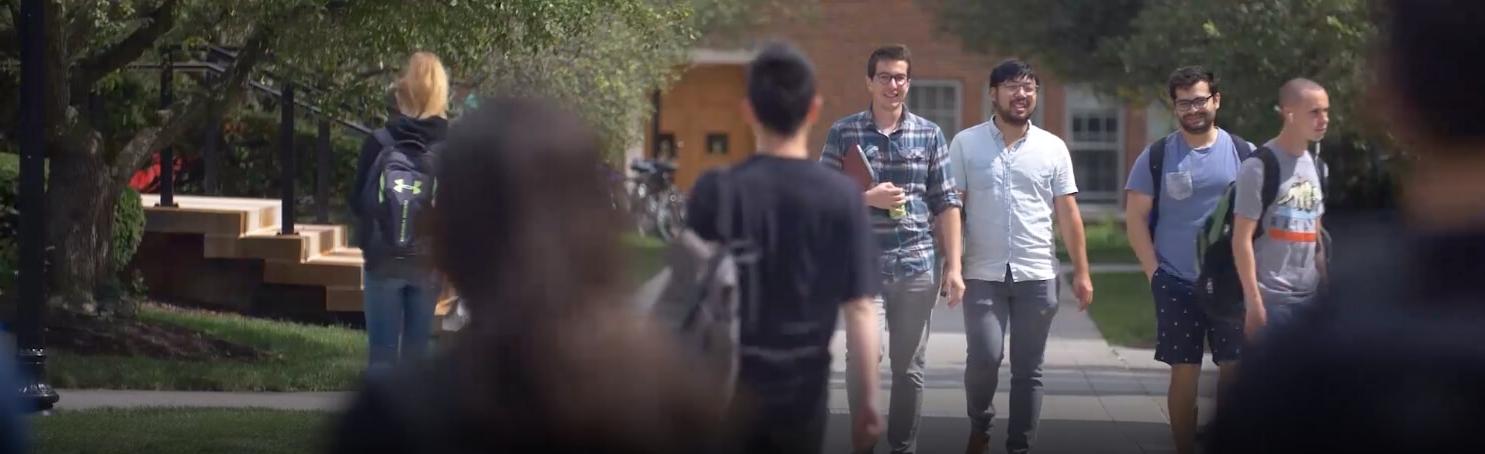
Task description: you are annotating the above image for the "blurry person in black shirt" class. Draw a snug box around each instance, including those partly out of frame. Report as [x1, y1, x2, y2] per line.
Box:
[1207, 1, 1485, 452]
[687, 42, 884, 454]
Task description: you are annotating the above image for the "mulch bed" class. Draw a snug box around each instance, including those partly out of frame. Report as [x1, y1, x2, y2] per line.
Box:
[44, 309, 271, 362]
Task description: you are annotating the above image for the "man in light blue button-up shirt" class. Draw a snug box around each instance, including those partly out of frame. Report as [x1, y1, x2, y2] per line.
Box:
[949, 59, 1093, 454]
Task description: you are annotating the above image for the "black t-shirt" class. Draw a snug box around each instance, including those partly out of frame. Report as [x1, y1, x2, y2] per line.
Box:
[687, 155, 879, 413]
[1207, 217, 1485, 453]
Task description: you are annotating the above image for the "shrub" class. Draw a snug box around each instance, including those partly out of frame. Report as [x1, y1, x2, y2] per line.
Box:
[0, 153, 146, 300]
[112, 187, 145, 274]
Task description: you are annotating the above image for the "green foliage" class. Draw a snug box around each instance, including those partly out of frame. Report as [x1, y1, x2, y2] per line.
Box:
[112, 187, 146, 274]
[925, 0, 1142, 89]
[1111, 0, 1377, 140]
[0, 153, 17, 296]
[0, 0, 776, 309]
[1057, 217, 1137, 264]
[926, 0, 1391, 209]
[173, 109, 365, 224]
[0, 154, 144, 274]
[929, 0, 1375, 139]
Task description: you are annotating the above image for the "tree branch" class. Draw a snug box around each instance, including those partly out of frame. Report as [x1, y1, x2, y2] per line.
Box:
[109, 20, 275, 185]
[64, 3, 98, 57]
[69, 0, 179, 102]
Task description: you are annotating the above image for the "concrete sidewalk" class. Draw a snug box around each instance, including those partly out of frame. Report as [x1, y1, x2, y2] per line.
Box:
[822, 274, 1220, 453]
[53, 390, 349, 412]
[51, 268, 1220, 453]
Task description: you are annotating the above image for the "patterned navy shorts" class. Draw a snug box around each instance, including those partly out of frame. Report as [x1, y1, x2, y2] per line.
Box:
[1151, 269, 1244, 365]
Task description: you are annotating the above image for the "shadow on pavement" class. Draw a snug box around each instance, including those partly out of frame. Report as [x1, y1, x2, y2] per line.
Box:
[823, 414, 1174, 454]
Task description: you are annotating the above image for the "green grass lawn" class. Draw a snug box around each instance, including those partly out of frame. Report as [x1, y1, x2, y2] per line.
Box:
[624, 233, 667, 282]
[1058, 218, 1137, 264]
[1087, 272, 1157, 348]
[31, 408, 330, 454]
[45, 235, 668, 392]
[50, 305, 365, 391]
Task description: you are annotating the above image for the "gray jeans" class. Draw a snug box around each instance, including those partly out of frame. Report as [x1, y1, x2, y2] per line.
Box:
[846, 270, 938, 454]
[963, 269, 1059, 454]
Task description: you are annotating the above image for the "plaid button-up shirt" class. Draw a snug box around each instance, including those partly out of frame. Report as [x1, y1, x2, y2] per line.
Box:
[821, 109, 962, 279]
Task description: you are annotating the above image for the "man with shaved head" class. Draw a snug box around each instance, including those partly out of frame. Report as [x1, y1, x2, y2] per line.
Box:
[1231, 78, 1331, 339]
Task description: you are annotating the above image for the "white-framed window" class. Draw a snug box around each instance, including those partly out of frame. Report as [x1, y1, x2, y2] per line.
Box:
[908, 79, 962, 137]
[1065, 85, 1125, 203]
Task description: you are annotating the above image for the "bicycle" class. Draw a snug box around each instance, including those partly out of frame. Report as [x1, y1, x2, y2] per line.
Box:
[627, 158, 686, 241]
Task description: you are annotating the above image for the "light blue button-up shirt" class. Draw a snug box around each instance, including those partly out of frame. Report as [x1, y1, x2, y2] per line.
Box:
[949, 119, 1078, 283]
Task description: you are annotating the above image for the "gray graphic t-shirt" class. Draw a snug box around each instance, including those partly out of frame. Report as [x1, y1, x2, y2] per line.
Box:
[1234, 143, 1325, 304]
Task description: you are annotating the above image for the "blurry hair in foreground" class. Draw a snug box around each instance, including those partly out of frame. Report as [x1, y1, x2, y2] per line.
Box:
[1377, 0, 1485, 145]
[1205, 1, 1485, 453]
[332, 97, 724, 454]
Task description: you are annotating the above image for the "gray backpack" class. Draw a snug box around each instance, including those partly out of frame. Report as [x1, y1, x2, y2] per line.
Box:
[634, 171, 756, 408]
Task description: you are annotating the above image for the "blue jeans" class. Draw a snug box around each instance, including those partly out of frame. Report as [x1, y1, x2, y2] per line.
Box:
[362, 271, 439, 373]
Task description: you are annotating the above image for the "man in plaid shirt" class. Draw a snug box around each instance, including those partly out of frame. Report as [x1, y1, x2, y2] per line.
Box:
[820, 44, 964, 454]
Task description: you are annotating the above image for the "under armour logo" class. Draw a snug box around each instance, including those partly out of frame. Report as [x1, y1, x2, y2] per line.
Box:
[392, 179, 422, 194]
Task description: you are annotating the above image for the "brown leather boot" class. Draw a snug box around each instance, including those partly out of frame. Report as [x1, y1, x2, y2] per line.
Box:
[966, 432, 990, 454]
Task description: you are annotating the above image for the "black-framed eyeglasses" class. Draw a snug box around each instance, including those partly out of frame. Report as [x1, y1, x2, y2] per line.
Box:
[874, 73, 910, 86]
[1174, 95, 1214, 111]
[996, 82, 1039, 95]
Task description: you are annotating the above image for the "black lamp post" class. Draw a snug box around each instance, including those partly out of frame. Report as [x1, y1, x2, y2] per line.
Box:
[16, 0, 61, 412]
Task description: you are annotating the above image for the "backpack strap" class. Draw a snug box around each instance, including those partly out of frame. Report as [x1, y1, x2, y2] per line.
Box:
[1231, 134, 1254, 160]
[1146, 135, 1168, 236]
[709, 169, 760, 334]
[1310, 144, 1327, 196]
[1257, 146, 1281, 223]
[715, 170, 735, 240]
[373, 128, 395, 149]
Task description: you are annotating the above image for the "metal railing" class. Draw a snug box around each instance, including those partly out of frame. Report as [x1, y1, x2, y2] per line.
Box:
[122, 45, 378, 234]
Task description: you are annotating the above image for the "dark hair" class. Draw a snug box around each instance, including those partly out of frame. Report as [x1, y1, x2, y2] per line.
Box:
[1168, 66, 1219, 100]
[865, 44, 912, 79]
[747, 42, 817, 136]
[427, 98, 724, 451]
[989, 59, 1039, 88]
[1382, 0, 1485, 142]
[433, 98, 620, 313]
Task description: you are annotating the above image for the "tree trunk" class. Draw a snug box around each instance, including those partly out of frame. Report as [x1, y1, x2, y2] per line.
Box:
[45, 130, 116, 315]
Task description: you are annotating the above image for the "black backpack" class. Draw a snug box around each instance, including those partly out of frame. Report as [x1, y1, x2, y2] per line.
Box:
[1193, 146, 1329, 323]
[363, 129, 439, 258]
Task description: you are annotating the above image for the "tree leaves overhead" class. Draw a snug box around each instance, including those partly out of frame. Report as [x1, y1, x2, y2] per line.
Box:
[922, 0, 1376, 140]
[5, 0, 775, 157]
[0, 0, 776, 310]
[921, 0, 1141, 86]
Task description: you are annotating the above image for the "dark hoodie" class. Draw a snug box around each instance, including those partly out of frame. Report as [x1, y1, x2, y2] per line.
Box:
[350, 114, 448, 279]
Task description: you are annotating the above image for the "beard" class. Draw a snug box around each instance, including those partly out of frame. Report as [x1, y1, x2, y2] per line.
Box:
[1179, 111, 1214, 134]
[995, 100, 1033, 126]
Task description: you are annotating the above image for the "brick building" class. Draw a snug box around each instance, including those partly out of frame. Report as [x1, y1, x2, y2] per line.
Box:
[645, 0, 1177, 215]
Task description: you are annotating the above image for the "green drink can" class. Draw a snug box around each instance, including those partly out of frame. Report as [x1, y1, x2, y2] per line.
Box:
[889, 204, 907, 220]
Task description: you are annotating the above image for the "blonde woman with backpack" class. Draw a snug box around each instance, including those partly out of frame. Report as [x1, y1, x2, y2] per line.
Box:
[348, 52, 449, 373]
